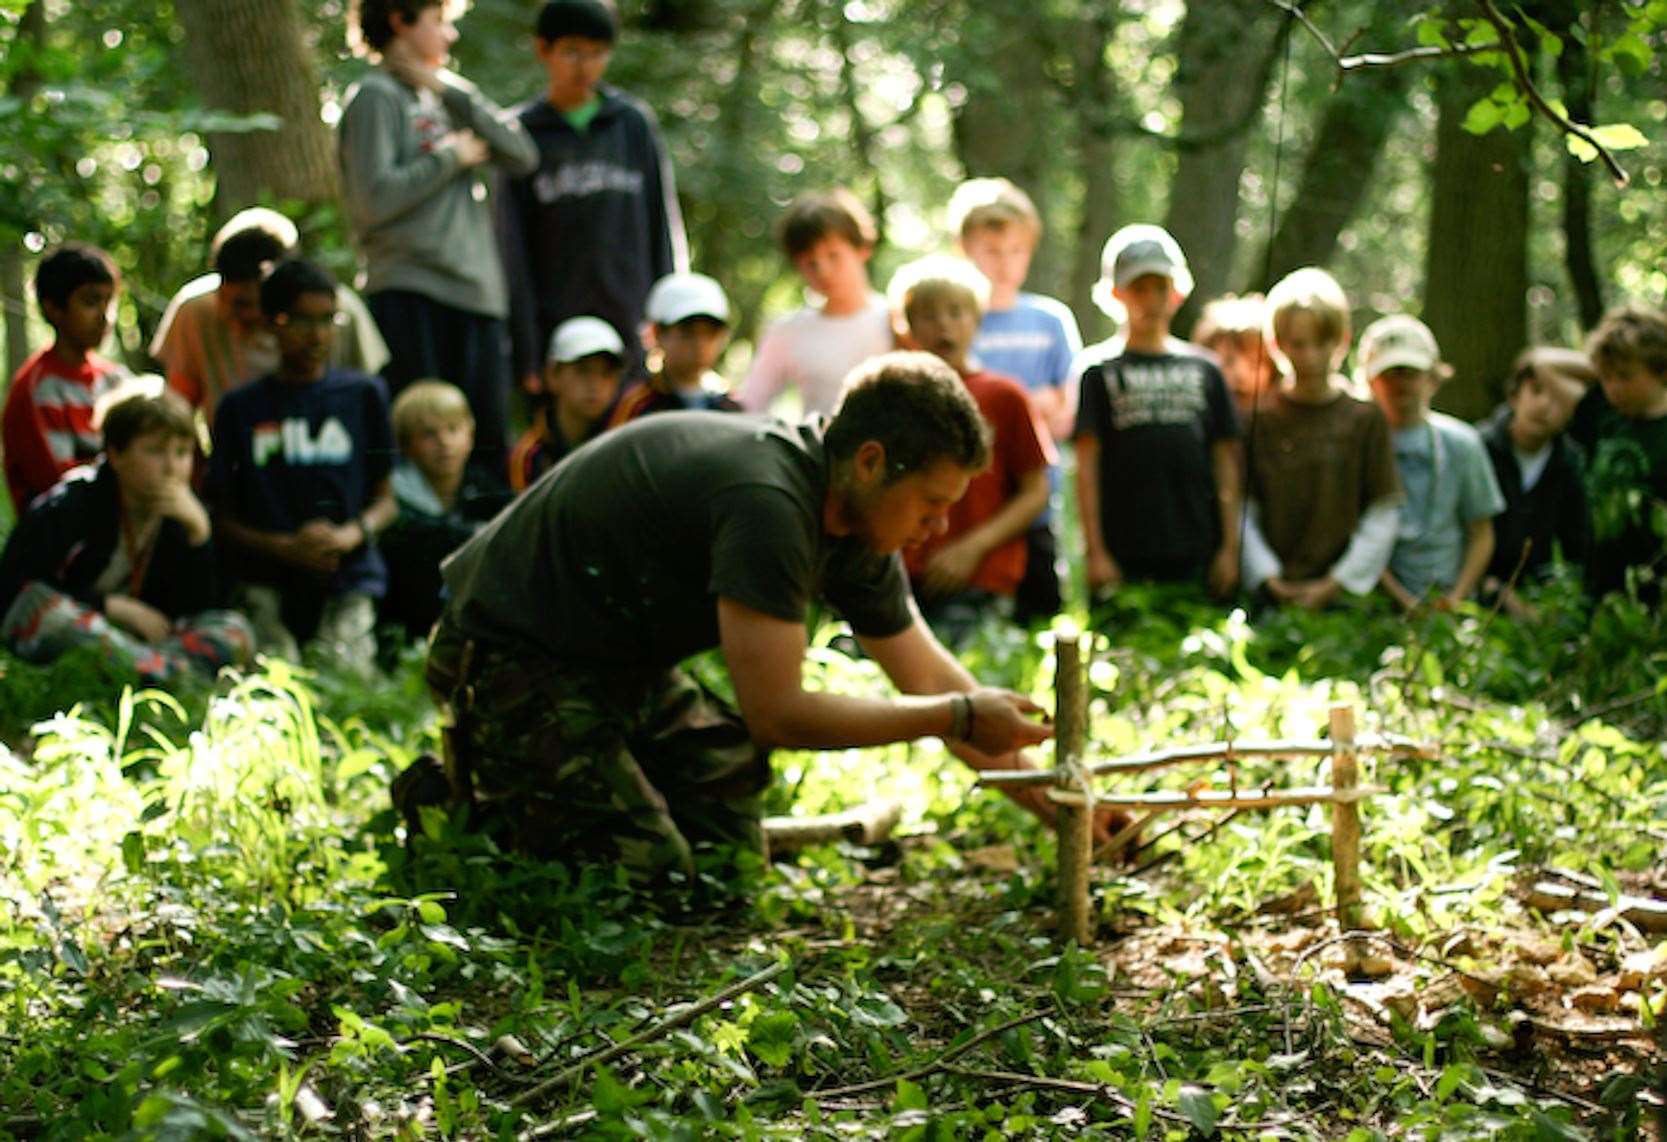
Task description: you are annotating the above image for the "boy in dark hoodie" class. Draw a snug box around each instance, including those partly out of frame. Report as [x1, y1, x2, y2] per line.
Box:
[1478, 347, 1591, 617]
[498, 0, 688, 388]
[0, 382, 252, 683]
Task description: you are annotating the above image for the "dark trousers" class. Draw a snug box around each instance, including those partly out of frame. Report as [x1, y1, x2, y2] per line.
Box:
[1013, 524, 1063, 626]
[368, 290, 510, 468]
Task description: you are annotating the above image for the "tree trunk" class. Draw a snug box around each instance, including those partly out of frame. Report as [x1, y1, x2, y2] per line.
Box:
[1252, 5, 1409, 291]
[173, 0, 338, 213]
[1066, 9, 1120, 344]
[696, 0, 778, 348]
[1161, 0, 1287, 336]
[1554, 10, 1603, 331]
[947, 0, 1059, 282]
[3, 1, 47, 380]
[1423, 65, 1530, 420]
[830, 6, 890, 249]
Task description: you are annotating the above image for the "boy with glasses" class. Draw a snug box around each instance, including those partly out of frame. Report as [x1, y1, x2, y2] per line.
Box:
[208, 260, 397, 675]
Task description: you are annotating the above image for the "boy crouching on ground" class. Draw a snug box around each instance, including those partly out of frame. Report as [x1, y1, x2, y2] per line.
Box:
[889, 255, 1053, 646]
[0, 382, 252, 682]
[1478, 347, 1591, 617]
[1240, 268, 1401, 611]
[209, 259, 397, 674]
[1567, 305, 1667, 600]
[381, 380, 511, 639]
[1362, 315, 1504, 611]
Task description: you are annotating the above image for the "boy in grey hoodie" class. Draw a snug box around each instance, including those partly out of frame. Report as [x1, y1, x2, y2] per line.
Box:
[340, 0, 538, 464]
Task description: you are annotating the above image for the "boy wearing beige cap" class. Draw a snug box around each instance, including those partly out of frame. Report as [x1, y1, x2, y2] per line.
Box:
[610, 272, 741, 426]
[1074, 224, 1242, 600]
[1362, 314, 1504, 610]
[509, 315, 625, 491]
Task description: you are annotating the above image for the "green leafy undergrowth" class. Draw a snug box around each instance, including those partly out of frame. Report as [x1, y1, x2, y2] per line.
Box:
[2, 592, 1663, 1137]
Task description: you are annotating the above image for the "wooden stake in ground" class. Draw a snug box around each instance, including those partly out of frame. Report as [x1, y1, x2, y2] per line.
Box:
[1329, 704, 1363, 932]
[1053, 630, 1094, 945]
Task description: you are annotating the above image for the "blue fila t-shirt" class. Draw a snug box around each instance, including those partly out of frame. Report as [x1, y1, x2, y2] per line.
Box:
[208, 369, 394, 597]
[971, 293, 1082, 393]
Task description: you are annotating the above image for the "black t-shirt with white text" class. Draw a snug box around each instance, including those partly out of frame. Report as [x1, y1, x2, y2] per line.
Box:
[1074, 346, 1240, 570]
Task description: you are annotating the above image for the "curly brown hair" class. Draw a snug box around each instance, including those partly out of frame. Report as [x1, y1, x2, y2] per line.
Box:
[1586, 304, 1667, 381]
[826, 351, 990, 481]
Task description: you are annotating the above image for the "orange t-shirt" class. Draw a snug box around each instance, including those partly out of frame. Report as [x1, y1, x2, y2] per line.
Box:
[904, 369, 1055, 596]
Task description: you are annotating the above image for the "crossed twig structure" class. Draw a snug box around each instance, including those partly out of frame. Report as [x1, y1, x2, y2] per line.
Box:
[978, 631, 1436, 944]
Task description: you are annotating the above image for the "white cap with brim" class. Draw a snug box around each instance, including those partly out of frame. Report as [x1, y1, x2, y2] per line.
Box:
[547, 316, 625, 365]
[1091, 224, 1194, 316]
[645, 272, 731, 326]
[1358, 314, 1441, 378]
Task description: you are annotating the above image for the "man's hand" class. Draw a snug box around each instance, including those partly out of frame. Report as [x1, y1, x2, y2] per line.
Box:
[1207, 543, 1240, 599]
[964, 687, 1053, 755]
[105, 594, 172, 643]
[1086, 547, 1122, 594]
[923, 538, 984, 597]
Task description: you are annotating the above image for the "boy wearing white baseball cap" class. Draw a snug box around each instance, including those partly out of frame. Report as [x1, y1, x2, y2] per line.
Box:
[1361, 314, 1504, 610]
[509, 315, 626, 491]
[610, 271, 741, 426]
[1074, 224, 1242, 603]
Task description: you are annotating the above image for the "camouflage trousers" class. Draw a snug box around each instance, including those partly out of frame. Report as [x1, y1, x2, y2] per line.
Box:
[2, 581, 254, 684]
[425, 616, 770, 881]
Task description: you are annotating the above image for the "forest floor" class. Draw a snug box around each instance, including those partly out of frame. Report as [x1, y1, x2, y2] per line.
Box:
[2, 582, 1665, 1139]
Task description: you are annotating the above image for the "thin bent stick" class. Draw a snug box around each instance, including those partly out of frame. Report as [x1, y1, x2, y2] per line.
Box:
[812, 1009, 1053, 1100]
[510, 960, 788, 1108]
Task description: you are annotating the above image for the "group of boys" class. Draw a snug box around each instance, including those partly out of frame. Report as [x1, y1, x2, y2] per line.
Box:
[4, 0, 1667, 883]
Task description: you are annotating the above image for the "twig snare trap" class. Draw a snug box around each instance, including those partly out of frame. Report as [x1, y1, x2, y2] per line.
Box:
[978, 631, 1436, 945]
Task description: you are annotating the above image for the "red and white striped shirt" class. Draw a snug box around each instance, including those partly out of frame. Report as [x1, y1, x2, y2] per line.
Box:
[3, 345, 124, 513]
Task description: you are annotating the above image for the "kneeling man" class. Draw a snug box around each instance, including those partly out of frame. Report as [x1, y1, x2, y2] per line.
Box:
[419, 351, 1080, 878]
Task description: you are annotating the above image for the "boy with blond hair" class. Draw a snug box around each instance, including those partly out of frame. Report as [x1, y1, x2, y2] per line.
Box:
[381, 380, 510, 638]
[737, 188, 894, 417]
[1240, 268, 1401, 610]
[1567, 305, 1667, 598]
[950, 177, 1080, 624]
[1075, 225, 1241, 599]
[1362, 315, 1504, 610]
[888, 255, 1053, 644]
[949, 178, 1082, 437]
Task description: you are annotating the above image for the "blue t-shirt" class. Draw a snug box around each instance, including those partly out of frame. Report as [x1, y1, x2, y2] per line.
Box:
[973, 293, 1082, 526]
[1388, 412, 1505, 598]
[208, 369, 395, 597]
[972, 293, 1083, 394]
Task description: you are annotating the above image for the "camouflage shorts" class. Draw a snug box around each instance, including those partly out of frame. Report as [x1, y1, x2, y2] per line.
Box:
[425, 617, 769, 881]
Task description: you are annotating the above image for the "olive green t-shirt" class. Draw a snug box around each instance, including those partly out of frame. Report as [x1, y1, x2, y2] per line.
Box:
[440, 412, 913, 666]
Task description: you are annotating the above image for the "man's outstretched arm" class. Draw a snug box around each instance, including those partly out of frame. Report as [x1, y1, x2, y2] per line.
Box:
[717, 597, 1050, 756]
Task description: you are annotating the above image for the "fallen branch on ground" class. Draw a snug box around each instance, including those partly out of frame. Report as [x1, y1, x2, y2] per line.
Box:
[510, 960, 788, 1108]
